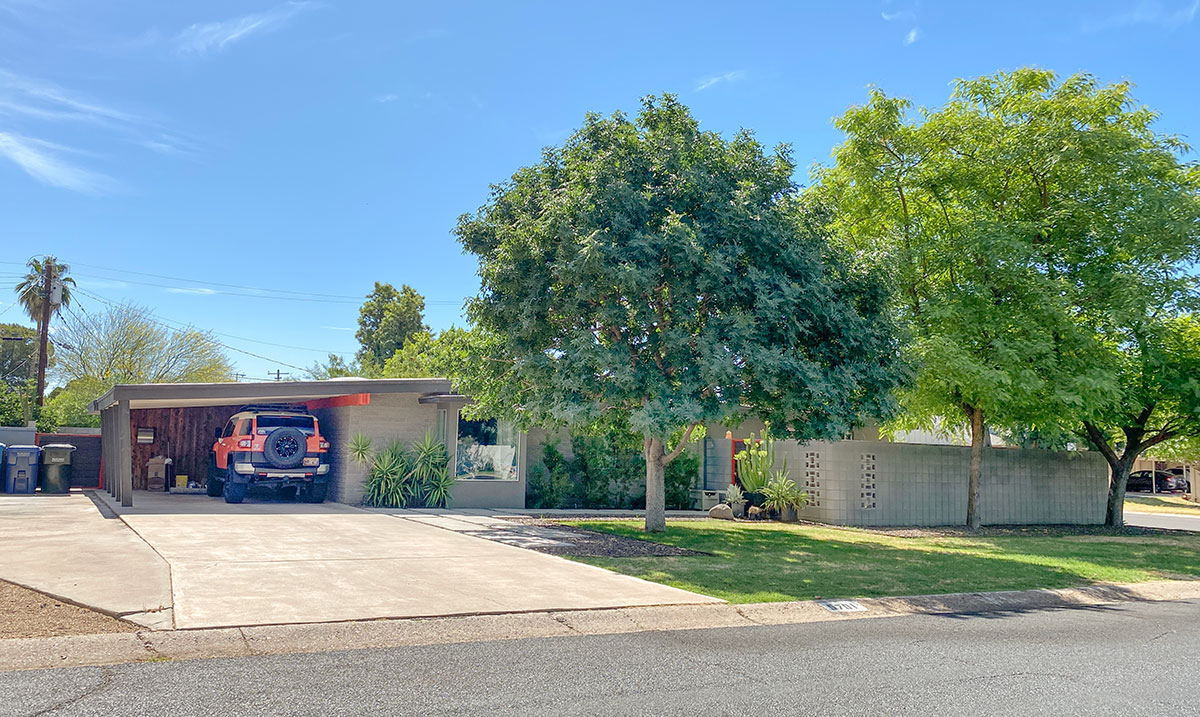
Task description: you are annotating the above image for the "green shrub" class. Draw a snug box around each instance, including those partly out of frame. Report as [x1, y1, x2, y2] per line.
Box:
[358, 433, 452, 508]
[664, 451, 699, 509]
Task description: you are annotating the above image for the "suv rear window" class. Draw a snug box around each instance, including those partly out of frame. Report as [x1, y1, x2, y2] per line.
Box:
[256, 415, 315, 435]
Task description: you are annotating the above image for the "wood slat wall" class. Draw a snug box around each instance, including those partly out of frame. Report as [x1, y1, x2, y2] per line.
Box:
[129, 405, 246, 489]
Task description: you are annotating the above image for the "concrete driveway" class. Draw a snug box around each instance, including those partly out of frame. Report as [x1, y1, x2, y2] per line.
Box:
[0, 494, 172, 628]
[95, 492, 718, 629]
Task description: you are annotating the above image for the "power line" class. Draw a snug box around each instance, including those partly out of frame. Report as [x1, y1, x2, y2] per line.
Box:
[66, 260, 465, 305]
[70, 287, 350, 356]
[72, 288, 314, 373]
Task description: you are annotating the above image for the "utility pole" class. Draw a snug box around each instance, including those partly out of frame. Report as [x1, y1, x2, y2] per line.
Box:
[34, 261, 52, 406]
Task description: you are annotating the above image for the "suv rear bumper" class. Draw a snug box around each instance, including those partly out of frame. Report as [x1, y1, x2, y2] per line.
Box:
[227, 451, 330, 486]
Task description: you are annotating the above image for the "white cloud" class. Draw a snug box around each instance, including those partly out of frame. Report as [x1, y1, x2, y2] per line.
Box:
[0, 131, 120, 194]
[695, 70, 746, 92]
[904, 27, 920, 45]
[175, 1, 321, 56]
[166, 287, 219, 295]
[0, 69, 140, 127]
[1084, 0, 1199, 31]
[373, 93, 399, 104]
[321, 326, 355, 331]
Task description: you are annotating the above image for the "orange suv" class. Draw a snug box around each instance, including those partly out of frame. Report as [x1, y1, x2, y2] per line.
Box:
[208, 404, 331, 503]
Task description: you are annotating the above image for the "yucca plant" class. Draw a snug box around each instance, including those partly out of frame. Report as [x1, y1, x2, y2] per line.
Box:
[348, 433, 373, 465]
[423, 467, 456, 508]
[362, 440, 412, 508]
[761, 475, 805, 520]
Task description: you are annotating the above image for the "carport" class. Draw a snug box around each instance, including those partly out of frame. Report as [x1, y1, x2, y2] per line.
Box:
[90, 378, 464, 507]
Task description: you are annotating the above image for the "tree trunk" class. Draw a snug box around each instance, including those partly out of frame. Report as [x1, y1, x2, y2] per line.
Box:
[966, 405, 984, 530]
[644, 436, 666, 533]
[1105, 458, 1135, 527]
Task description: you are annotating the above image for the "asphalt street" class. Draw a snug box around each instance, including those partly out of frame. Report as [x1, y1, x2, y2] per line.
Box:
[1126, 510, 1200, 532]
[2, 599, 1197, 716]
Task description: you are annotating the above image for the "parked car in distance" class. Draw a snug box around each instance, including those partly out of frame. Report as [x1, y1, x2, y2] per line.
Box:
[1166, 468, 1191, 493]
[208, 404, 331, 504]
[1127, 470, 1177, 493]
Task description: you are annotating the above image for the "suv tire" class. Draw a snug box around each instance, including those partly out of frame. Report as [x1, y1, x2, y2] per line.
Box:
[299, 482, 328, 503]
[264, 426, 307, 468]
[223, 481, 247, 504]
[206, 453, 223, 496]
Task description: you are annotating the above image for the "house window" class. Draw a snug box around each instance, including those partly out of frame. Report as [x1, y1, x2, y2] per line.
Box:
[436, 409, 447, 445]
[456, 418, 519, 481]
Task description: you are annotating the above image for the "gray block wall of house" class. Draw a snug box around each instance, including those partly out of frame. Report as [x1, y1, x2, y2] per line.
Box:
[312, 393, 442, 505]
[708, 438, 1107, 526]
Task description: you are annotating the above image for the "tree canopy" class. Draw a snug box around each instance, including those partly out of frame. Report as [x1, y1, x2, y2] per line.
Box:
[14, 256, 74, 326]
[455, 95, 906, 530]
[355, 282, 428, 370]
[818, 68, 1200, 526]
[53, 303, 234, 386]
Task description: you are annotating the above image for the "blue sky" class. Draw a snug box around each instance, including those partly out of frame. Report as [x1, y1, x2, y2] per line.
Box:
[1, 1, 1197, 381]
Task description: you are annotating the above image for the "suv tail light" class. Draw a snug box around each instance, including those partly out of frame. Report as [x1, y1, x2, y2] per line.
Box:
[238, 439, 252, 448]
[318, 440, 329, 450]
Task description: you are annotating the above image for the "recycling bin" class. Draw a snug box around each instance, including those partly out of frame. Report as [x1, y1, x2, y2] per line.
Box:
[40, 444, 77, 494]
[4, 445, 41, 494]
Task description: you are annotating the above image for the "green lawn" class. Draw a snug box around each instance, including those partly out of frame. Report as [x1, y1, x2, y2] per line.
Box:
[564, 520, 1200, 604]
[1125, 494, 1200, 516]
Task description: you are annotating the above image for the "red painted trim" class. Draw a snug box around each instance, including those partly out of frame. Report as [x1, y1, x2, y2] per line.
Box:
[305, 393, 371, 410]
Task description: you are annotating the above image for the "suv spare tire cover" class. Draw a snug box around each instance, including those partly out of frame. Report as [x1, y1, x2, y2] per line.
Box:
[264, 427, 307, 468]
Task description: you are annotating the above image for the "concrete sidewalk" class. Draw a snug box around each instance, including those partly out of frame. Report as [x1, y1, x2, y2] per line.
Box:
[0, 494, 172, 628]
[3, 579, 1198, 672]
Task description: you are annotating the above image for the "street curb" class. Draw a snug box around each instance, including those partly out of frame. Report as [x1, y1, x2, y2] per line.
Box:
[2, 579, 1198, 672]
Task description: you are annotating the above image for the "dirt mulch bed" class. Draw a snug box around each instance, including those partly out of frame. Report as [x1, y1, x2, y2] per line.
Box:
[515, 522, 710, 558]
[0, 580, 135, 640]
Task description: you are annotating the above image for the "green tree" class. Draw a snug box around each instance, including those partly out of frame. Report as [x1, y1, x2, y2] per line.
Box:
[455, 95, 906, 531]
[355, 282, 428, 370]
[43, 377, 106, 428]
[816, 69, 1196, 528]
[53, 303, 234, 386]
[380, 327, 470, 380]
[0, 323, 41, 390]
[1081, 314, 1200, 523]
[304, 353, 360, 380]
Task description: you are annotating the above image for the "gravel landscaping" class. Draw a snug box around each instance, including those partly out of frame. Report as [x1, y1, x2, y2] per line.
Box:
[0, 580, 134, 639]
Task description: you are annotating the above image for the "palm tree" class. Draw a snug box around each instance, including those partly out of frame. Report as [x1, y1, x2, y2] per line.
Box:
[14, 256, 75, 327]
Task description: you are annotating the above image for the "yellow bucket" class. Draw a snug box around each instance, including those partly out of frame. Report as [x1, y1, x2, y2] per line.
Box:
[175, 475, 188, 489]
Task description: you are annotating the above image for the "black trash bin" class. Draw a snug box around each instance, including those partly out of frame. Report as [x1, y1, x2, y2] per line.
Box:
[39, 444, 76, 494]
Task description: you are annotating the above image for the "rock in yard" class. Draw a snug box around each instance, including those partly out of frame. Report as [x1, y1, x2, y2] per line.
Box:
[708, 503, 735, 520]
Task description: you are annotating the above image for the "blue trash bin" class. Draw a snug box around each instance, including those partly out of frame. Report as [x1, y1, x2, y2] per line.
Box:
[4, 445, 41, 494]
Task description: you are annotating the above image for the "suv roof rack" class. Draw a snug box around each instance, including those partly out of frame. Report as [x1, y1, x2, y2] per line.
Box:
[236, 403, 310, 414]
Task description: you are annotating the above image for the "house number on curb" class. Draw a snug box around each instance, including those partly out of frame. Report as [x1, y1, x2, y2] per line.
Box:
[818, 600, 867, 613]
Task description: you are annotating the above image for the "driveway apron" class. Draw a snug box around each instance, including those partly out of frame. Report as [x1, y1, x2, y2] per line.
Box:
[109, 493, 719, 629]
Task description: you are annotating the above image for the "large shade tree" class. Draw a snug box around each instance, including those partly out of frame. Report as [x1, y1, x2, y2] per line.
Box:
[455, 95, 906, 531]
[816, 69, 1199, 528]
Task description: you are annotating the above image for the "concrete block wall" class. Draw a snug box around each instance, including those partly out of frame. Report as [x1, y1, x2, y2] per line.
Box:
[312, 393, 442, 505]
[712, 438, 1107, 527]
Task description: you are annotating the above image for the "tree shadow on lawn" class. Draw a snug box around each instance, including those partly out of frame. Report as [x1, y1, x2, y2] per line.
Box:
[568, 521, 1200, 604]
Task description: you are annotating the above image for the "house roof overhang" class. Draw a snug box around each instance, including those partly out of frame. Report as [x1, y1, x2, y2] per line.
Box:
[89, 378, 454, 413]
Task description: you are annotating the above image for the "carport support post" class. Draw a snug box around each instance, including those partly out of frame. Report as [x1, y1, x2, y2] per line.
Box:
[117, 399, 133, 507]
[103, 407, 115, 498]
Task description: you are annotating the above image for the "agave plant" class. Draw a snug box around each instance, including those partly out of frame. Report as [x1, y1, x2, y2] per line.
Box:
[724, 482, 744, 507]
